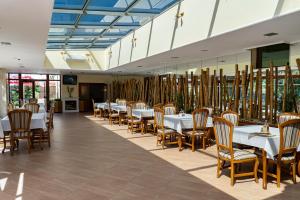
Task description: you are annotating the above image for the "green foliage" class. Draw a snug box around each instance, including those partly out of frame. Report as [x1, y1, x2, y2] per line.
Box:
[176, 93, 184, 112]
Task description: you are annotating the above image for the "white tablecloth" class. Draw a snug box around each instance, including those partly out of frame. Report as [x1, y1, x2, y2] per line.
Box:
[233, 125, 300, 159]
[111, 105, 127, 113]
[0, 113, 46, 138]
[164, 114, 213, 134]
[132, 109, 154, 119]
[96, 103, 118, 109]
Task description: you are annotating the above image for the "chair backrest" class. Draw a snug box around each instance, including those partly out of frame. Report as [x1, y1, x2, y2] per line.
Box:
[221, 110, 239, 126]
[278, 119, 300, 155]
[49, 106, 55, 122]
[278, 113, 300, 125]
[7, 103, 14, 113]
[29, 98, 38, 103]
[153, 103, 163, 109]
[133, 101, 146, 109]
[8, 109, 32, 132]
[126, 104, 132, 118]
[192, 108, 209, 130]
[164, 104, 176, 115]
[213, 117, 233, 152]
[154, 107, 164, 129]
[118, 99, 127, 106]
[115, 98, 120, 104]
[24, 103, 40, 113]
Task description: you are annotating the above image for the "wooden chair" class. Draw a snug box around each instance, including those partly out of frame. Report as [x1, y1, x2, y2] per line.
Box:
[278, 113, 300, 125]
[46, 106, 55, 129]
[267, 119, 300, 188]
[92, 99, 101, 117]
[29, 98, 38, 103]
[108, 103, 120, 125]
[213, 117, 258, 186]
[24, 103, 40, 113]
[7, 102, 14, 113]
[182, 108, 209, 151]
[133, 101, 146, 109]
[32, 119, 52, 149]
[221, 110, 239, 126]
[8, 110, 33, 154]
[154, 107, 181, 150]
[118, 99, 127, 106]
[163, 104, 176, 115]
[126, 104, 143, 133]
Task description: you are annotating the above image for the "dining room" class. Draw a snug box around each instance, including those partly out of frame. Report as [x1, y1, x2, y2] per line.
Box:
[1, 0, 300, 199]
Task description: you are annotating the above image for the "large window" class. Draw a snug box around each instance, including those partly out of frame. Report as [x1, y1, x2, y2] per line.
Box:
[7, 73, 61, 108]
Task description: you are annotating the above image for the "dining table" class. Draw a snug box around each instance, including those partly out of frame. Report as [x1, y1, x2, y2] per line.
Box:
[232, 125, 300, 189]
[163, 114, 213, 134]
[96, 102, 118, 110]
[132, 109, 154, 134]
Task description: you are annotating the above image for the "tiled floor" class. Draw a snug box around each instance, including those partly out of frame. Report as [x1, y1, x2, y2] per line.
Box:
[0, 113, 299, 199]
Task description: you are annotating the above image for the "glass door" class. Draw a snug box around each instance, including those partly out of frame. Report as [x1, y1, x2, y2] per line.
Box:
[35, 81, 46, 104]
[21, 81, 34, 103]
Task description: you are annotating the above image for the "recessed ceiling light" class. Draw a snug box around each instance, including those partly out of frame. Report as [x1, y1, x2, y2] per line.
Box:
[137, 66, 143, 68]
[264, 32, 278, 37]
[171, 56, 179, 59]
[0, 41, 12, 46]
[218, 60, 225, 63]
[200, 49, 208, 52]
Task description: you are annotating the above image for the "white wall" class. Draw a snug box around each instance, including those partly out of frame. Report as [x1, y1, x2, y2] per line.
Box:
[0, 69, 7, 117]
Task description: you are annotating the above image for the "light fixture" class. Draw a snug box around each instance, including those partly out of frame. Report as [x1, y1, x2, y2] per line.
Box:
[200, 49, 208, 52]
[171, 56, 179, 59]
[264, 32, 278, 37]
[137, 66, 143, 68]
[0, 41, 12, 46]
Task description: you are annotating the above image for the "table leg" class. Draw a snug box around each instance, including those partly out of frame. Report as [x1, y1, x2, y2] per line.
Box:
[262, 150, 267, 189]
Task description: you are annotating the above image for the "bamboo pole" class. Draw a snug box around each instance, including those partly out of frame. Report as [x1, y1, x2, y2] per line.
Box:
[213, 70, 217, 113]
[269, 63, 274, 124]
[282, 66, 288, 112]
[219, 69, 223, 112]
[265, 69, 270, 121]
[242, 70, 247, 119]
[274, 67, 278, 123]
[257, 70, 262, 121]
[184, 71, 188, 112]
[249, 65, 254, 119]
[223, 75, 228, 111]
[235, 70, 240, 113]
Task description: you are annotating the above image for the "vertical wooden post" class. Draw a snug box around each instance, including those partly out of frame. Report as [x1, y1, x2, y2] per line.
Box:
[265, 69, 270, 121]
[213, 70, 217, 113]
[223, 75, 227, 111]
[242, 70, 247, 119]
[282, 66, 288, 112]
[274, 67, 278, 123]
[235, 70, 240, 113]
[269, 63, 274, 124]
[184, 71, 188, 112]
[195, 75, 199, 108]
[258, 69, 262, 121]
[249, 65, 254, 119]
[219, 69, 223, 112]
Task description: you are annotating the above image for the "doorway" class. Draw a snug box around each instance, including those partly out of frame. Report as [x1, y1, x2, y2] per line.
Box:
[79, 83, 107, 112]
[20, 80, 46, 104]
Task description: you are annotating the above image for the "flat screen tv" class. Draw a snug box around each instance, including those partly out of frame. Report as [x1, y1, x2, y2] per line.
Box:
[63, 75, 77, 85]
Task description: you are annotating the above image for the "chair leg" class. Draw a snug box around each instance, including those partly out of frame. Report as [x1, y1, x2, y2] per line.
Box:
[161, 134, 165, 149]
[254, 158, 259, 183]
[231, 162, 235, 186]
[202, 136, 206, 150]
[48, 132, 51, 148]
[292, 161, 296, 184]
[217, 158, 221, 178]
[10, 135, 14, 155]
[191, 135, 195, 152]
[2, 137, 6, 154]
[27, 134, 31, 154]
[178, 135, 182, 151]
[277, 162, 281, 188]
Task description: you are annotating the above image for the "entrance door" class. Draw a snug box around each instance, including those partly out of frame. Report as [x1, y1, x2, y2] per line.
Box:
[21, 81, 46, 104]
[21, 81, 34, 102]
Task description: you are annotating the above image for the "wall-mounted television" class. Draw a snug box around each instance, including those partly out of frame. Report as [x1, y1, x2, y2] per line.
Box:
[63, 75, 77, 85]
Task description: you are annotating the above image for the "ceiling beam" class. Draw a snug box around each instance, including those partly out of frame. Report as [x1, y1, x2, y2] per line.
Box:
[88, 0, 143, 48]
[53, 8, 159, 17]
[51, 24, 140, 29]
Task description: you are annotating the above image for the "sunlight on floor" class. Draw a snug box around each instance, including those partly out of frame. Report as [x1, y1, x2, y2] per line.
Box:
[85, 114, 294, 200]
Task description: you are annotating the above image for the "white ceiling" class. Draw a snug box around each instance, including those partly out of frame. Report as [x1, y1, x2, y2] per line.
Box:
[0, 0, 53, 70]
[107, 10, 300, 74]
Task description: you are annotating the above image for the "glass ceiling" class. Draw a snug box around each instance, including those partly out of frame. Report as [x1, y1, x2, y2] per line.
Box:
[47, 0, 178, 50]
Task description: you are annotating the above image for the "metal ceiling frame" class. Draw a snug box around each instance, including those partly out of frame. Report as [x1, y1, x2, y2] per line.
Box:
[48, 0, 179, 50]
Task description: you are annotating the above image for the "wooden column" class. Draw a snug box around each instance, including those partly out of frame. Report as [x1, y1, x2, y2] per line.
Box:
[242, 70, 247, 119]
[249, 65, 254, 119]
